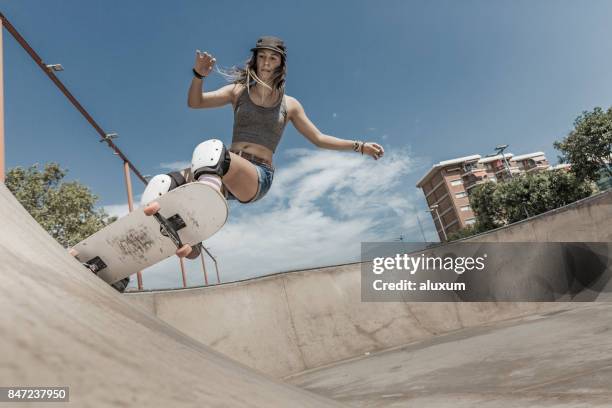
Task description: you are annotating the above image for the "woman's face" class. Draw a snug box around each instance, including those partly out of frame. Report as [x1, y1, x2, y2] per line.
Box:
[256, 49, 282, 82]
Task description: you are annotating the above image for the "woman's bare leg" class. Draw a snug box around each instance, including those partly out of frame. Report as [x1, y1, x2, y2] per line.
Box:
[220, 152, 260, 202]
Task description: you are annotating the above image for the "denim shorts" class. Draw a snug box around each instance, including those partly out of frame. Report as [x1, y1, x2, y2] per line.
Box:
[225, 160, 275, 203]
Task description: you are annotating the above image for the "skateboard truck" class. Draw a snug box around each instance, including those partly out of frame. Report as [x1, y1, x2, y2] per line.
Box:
[83, 256, 108, 274]
[153, 213, 186, 249]
[82, 256, 128, 292]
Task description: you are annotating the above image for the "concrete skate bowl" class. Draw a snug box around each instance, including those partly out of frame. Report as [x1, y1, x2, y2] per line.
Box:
[127, 191, 611, 378]
[122, 191, 612, 406]
[0, 184, 345, 407]
[2, 181, 611, 407]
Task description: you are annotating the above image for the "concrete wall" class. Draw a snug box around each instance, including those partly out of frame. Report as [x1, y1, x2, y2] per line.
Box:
[126, 190, 611, 378]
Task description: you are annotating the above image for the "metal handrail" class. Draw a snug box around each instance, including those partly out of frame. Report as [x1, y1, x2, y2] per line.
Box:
[0, 12, 147, 185]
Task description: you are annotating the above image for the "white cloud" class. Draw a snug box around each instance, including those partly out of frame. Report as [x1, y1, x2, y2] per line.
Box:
[129, 147, 434, 290]
[159, 161, 190, 171]
[102, 203, 131, 218]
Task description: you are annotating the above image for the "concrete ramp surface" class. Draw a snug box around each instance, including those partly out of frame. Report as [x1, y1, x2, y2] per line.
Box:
[2, 182, 612, 407]
[0, 184, 345, 407]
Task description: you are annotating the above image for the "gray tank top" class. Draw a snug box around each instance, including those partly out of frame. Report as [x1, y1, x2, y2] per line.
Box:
[232, 87, 288, 153]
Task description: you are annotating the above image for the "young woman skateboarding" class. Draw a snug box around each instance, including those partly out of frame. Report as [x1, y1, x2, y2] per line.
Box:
[141, 36, 385, 259]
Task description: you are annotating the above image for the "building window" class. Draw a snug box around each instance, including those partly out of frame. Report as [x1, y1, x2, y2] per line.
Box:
[460, 205, 471, 212]
[463, 162, 477, 172]
[456, 192, 468, 198]
[450, 179, 463, 186]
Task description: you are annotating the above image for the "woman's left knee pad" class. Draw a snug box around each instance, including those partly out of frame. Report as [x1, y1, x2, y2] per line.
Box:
[192, 139, 232, 180]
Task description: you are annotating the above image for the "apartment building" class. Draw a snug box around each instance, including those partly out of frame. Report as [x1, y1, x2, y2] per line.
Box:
[416, 152, 550, 241]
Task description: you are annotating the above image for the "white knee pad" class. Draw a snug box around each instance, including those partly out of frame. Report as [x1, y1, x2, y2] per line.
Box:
[191, 139, 231, 180]
[140, 172, 186, 206]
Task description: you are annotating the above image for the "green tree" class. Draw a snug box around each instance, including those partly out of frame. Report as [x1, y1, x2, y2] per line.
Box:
[554, 106, 612, 182]
[467, 170, 592, 234]
[468, 181, 502, 230]
[5, 163, 116, 247]
[447, 224, 479, 241]
[495, 171, 592, 224]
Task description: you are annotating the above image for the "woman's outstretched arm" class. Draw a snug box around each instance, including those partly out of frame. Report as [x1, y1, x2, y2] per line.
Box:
[288, 97, 385, 160]
[187, 50, 236, 109]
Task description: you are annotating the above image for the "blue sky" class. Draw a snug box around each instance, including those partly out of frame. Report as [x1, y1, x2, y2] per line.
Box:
[3, 1, 612, 288]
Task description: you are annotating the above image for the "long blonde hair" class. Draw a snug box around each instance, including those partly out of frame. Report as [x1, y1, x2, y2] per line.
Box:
[218, 49, 286, 95]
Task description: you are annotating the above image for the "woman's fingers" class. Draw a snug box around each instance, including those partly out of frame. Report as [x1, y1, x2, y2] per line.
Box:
[195, 50, 216, 75]
[196, 49, 213, 59]
[365, 142, 384, 159]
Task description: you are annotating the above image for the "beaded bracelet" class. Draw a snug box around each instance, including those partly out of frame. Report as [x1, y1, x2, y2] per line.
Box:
[353, 141, 366, 153]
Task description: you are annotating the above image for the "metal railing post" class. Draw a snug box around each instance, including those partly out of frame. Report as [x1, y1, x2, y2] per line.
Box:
[123, 161, 143, 290]
[199, 251, 209, 285]
[0, 19, 5, 183]
[201, 246, 221, 284]
[179, 257, 187, 288]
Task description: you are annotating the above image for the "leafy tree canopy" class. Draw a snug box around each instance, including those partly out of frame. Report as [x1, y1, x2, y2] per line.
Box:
[6, 163, 116, 247]
[554, 106, 612, 182]
[452, 170, 593, 241]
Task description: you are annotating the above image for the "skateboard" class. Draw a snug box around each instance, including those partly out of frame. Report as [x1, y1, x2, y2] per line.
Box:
[72, 182, 228, 284]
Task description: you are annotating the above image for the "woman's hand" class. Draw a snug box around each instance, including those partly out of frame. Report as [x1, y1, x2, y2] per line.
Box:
[194, 50, 216, 78]
[363, 142, 385, 160]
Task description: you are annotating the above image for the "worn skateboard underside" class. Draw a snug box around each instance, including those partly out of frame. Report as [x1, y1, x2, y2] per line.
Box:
[73, 182, 228, 284]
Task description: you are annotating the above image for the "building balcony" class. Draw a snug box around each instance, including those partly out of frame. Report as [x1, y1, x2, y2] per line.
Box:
[463, 173, 486, 183]
[461, 167, 487, 178]
[525, 163, 551, 173]
[494, 166, 520, 175]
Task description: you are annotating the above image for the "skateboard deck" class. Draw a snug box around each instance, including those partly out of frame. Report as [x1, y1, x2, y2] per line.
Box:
[73, 182, 228, 284]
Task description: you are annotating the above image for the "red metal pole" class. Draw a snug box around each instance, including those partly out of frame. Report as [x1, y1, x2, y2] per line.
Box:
[202, 246, 220, 284]
[216, 262, 221, 284]
[0, 20, 5, 183]
[123, 161, 143, 290]
[179, 257, 187, 288]
[199, 251, 208, 285]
